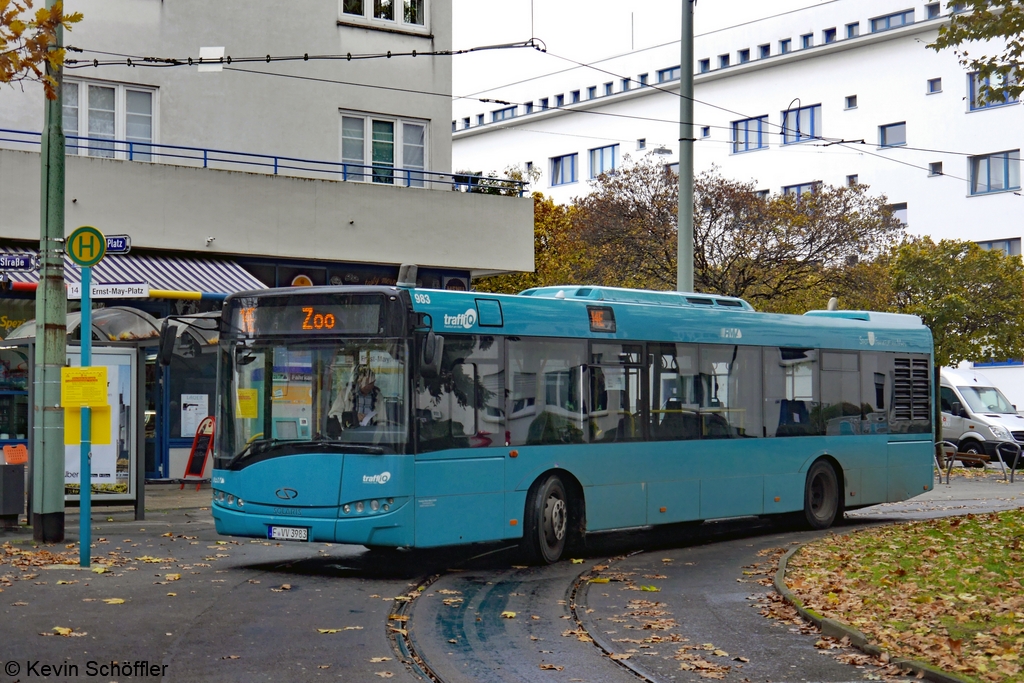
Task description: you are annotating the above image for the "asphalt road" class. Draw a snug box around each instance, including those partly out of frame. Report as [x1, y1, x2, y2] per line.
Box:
[0, 475, 1020, 682]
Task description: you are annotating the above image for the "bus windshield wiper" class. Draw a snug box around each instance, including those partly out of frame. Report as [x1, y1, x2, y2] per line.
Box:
[225, 439, 298, 468]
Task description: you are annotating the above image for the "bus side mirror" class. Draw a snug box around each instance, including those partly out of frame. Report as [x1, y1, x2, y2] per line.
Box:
[157, 320, 176, 367]
[420, 332, 444, 378]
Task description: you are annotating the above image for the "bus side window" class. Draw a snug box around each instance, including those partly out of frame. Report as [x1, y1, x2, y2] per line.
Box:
[648, 343, 699, 441]
[416, 335, 503, 452]
[507, 338, 587, 446]
[589, 342, 644, 442]
[763, 347, 821, 437]
[820, 351, 861, 436]
[698, 345, 762, 439]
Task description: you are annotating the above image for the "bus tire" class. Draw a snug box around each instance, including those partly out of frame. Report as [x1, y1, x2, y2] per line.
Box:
[803, 460, 840, 530]
[521, 474, 569, 565]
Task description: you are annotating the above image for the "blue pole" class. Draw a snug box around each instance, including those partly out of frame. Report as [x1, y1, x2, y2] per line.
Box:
[79, 266, 91, 567]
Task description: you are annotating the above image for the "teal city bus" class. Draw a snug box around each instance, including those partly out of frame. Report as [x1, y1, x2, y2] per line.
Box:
[208, 275, 935, 563]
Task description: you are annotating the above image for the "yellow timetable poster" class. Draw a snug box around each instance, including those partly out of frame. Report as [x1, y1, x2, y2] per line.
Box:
[236, 388, 259, 419]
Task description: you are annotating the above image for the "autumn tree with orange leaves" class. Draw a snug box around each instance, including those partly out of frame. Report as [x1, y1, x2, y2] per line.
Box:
[0, 0, 82, 99]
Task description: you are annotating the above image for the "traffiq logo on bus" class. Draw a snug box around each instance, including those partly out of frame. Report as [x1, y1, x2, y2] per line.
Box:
[444, 308, 477, 329]
[363, 472, 391, 484]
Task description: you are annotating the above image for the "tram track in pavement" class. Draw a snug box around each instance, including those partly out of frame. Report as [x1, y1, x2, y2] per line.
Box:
[387, 544, 661, 683]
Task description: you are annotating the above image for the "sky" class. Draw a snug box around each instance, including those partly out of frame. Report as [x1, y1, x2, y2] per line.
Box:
[452, 0, 833, 96]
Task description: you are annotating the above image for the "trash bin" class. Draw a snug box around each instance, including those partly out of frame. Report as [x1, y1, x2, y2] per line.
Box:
[0, 463, 25, 529]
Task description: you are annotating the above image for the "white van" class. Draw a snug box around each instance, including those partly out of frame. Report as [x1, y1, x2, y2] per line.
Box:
[940, 367, 1024, 465]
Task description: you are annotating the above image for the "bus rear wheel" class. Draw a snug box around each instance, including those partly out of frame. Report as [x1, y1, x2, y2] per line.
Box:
[803, 461, 840, 530]
[521, 474, 569, 565]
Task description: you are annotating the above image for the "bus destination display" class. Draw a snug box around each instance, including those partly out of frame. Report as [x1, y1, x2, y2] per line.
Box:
[230, 297, 383, 336]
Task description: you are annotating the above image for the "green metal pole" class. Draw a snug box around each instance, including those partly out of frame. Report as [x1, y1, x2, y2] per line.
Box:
[677, 0, 695, 293]
[33, 0, 68, 543]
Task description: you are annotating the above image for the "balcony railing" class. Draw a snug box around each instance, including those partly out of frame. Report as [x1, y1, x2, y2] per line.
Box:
[0, 128, 527, 196]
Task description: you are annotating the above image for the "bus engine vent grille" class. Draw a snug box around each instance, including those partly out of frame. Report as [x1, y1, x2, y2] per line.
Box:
[893, 357, 931, 421]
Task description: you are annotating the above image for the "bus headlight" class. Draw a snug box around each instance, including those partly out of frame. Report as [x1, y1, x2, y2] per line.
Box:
[343, 504, 351, 514]
[227, 494, 234, 505]
[382, 504, 390, 512]
[370, 500, 380, 511]
[237, 498, 244, 508]
[355, 502, 364, 513]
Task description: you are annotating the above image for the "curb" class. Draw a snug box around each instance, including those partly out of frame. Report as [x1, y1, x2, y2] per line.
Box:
[774, 545, 970, 683]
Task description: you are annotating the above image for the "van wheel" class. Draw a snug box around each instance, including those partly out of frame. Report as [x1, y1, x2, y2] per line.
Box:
[803, 461, 840, 530]
[521, 474, 568, 565]
[958, 439, 986, 468]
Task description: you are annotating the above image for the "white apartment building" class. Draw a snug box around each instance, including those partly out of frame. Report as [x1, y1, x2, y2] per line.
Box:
[453, 0, 1024, 398]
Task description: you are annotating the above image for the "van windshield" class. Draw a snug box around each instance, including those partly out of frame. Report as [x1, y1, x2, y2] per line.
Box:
[958, 386, 1016, 414]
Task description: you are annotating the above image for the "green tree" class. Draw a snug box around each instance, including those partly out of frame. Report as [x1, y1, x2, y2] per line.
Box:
[474, 192, 592, 294]
[890, 237, 1024, 368]
[929, 0, 1024, 104]
[0, 0, 82, 99]
[570, 156, 903, 311]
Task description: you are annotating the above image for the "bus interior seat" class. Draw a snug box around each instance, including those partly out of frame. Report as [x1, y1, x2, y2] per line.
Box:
[659, 399, 699, 440]
[702, 412, 735, 439]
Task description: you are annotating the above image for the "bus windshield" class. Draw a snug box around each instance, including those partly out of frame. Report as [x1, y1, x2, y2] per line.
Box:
[958, 385, 1016, 415]
[217, 338, 407, 467]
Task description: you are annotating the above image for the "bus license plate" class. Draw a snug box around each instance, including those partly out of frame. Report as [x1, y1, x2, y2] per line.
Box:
[269, 526, 309, 542]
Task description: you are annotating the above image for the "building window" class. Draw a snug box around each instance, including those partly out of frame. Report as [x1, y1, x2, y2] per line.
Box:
[871, 10, 914, 33]
[823, 28, 837, 44]
[801, 33, 813, 49]
[781, 104, 821, 144]
[978, 238, 1022, 256]
[604, 82, 613, 96]
[658, 66, 681, 82]
[587, 86, 597, 99]
[525, 161, 533, 173]
[637, 138, 646, 150]
[846, 174, 859, 186]
[340, 112, 427, 187]
[738, 49, 750, 64]
[970, 150, 1021, 195]
[589, 145, 618, 178]
[476, 114, 484, 125]
[555, 94, 565, 107]
[950, 2, 966, 13]
[846, 22, 860, 38]
[551, 153, 578, 186]
[63, 80, 156, 161]
[732, 115, 768, 153]
[701, 126, 711, 137]
[887, 202, 908, 225]
[845, 94, 857, 109]
[782, 181, 820, 197]
[666, 162, 679, 175]
[755, 189, 770, 198]
[451, 120, 456, 132]
[341, 0, 427, 29]
[927, 77, 942, 93]
[780, 39, 792, 54]
[638, 73, 649, 86]
[969, 71, 1018, 110]
[524, 101, 534, 114]
[492, 106, 516, 122]
[929, 161, 943, 176]
[571, 90, 580, 103]
[879, 122, 907, 147]
[759, 44, 770, 59]
[540, 97, 549, 110]
[698, 59, 710, 73]
[925, 2, 940, 19]
[719, 54, 730, 68]
[622, 77, 632, 91]
[461, 117, 470, 129]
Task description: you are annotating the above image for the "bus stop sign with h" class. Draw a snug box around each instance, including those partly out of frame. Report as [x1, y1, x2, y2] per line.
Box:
[63, 225, 107, 568]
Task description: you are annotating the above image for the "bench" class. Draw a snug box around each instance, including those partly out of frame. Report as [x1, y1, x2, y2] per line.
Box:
[935, 441, 1013, 484]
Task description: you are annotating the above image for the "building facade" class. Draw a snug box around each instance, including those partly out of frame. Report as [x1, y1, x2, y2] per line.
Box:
[0, 0, 534, 478]
[452, 0, 1024, 398]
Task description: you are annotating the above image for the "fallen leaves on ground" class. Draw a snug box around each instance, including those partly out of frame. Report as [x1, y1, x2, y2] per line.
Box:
[102, 598, 125, 604]
[501, 611, 517, 618]
[374, 671, 393, 678]
[317, 626, 363, 634]
[786, 509, 1024, 683]
[41, 626, 86, 637]
[539, 663, 565, 670]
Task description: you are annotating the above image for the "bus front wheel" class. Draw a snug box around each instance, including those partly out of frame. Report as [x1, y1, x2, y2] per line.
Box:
[803, 460, 840, 530]
[521, 474, 569, 565]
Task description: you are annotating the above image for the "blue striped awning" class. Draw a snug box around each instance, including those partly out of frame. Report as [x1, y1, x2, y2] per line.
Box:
[0, 246, 266, 294]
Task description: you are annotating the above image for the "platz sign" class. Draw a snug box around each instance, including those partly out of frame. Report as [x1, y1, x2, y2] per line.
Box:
[67, 282, 149, 300]
[105, 235, 131, 255]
